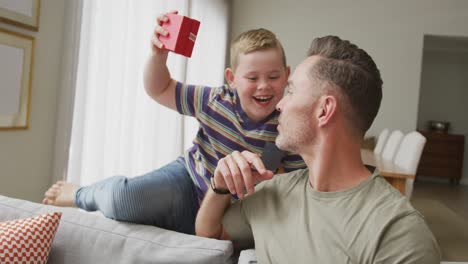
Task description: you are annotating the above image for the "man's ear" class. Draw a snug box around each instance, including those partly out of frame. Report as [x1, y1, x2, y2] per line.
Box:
[317, 95, 337, 127]
[225, 68, 236, 89]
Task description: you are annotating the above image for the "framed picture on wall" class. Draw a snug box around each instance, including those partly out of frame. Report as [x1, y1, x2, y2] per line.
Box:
[0, 0, 41, 31]
[0, 28, 35, 130]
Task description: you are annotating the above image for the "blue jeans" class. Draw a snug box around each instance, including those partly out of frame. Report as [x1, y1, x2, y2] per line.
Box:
[74, 157, 199, 234]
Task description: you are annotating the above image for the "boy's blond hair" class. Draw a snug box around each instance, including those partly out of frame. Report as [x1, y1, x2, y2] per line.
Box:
[230, 28, 287, 70]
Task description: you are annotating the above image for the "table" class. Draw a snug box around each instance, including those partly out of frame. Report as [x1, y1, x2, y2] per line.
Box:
[361, 149, 415, 195]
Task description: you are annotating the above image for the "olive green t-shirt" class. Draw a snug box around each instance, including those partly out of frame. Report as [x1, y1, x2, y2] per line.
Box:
[223, 169, 440, 264]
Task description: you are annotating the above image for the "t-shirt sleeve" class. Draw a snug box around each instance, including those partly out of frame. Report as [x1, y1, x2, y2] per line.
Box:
[374, 212, 441, 264]
[282, 153, 306, 172]
[175, 81, 216, 117]
[222, 200, 255, 250]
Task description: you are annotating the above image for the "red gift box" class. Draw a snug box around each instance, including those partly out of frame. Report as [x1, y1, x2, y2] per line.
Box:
[159, 14, 200, 58]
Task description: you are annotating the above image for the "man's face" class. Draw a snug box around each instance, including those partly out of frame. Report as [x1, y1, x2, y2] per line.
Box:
[275, 56, 322, 153]
[229, 48, 289, 122]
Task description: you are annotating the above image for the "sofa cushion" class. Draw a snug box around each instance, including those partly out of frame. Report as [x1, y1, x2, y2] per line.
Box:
[0, 212, 61, 263]
[238, 249, 257, 264]
[0, 195, 233, 264]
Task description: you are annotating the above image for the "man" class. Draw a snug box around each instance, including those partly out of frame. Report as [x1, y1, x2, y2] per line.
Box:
[196, 36, 440, 263]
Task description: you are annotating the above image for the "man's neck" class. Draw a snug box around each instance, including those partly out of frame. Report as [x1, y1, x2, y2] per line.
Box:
[301, 133, 372, 193]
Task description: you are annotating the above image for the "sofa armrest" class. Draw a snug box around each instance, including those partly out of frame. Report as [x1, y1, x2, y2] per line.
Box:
[0, 195, 233, 264]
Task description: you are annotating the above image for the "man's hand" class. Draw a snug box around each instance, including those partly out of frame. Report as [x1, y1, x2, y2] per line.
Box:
[214, 150, 274, 199]
[196, 150, 273, 239]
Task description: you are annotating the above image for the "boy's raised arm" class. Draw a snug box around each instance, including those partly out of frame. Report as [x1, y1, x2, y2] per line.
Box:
[143, 11, 178, 111]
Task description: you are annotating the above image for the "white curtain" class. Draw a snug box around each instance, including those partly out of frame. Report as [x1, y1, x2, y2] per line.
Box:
[55, 0, 229, 186]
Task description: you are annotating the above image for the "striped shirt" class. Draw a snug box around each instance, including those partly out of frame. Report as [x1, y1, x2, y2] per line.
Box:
[175, 82, 306, 202]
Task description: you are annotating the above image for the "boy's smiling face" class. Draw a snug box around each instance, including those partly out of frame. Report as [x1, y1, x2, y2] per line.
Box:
[226, 47, 290, 123]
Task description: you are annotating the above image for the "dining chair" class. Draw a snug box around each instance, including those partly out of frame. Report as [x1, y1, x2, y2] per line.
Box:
[381, 130, 404, 161]
[393, 131, 427, 198]
[374, 128, 390, 155]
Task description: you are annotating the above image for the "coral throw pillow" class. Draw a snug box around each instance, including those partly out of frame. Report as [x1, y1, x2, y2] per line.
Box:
[0, 212, 62, 264]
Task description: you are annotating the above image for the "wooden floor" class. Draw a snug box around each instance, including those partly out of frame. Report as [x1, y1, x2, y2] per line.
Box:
[411, 179, 468, 261]
[412, 179, 468, 219]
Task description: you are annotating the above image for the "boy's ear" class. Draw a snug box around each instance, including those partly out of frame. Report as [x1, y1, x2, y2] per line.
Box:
[225, 68, 236, 89]
[285, 66, 291, 79]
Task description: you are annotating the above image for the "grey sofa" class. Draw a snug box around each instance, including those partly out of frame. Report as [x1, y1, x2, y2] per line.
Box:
[0, 194, 233, 264]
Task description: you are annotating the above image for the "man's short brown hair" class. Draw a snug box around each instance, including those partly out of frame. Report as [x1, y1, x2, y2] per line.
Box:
[230, 28, 286, 70]
[308, 36, 383, 136]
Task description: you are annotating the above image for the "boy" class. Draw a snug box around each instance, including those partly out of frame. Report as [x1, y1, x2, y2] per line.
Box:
[43, 11, 305, 234]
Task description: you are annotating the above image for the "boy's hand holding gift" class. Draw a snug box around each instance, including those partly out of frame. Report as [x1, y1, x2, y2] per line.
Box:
[151, 11, 200, 58]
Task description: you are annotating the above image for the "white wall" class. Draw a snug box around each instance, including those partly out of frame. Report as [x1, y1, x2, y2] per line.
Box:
[0, 0, 66, 202]
[231, 0, 468, 137]
[418, 48, 468, 184]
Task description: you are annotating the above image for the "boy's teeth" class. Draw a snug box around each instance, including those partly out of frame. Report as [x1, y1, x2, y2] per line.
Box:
[254, 96, 272, 101]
